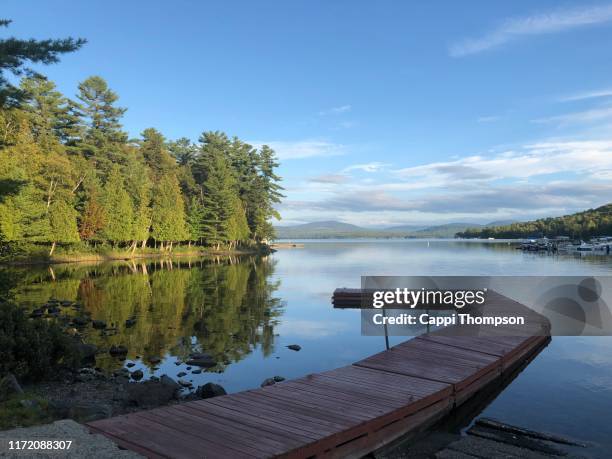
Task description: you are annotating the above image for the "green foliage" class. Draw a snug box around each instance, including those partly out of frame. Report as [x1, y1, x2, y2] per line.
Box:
[0, 301, 79, 381]
[151, 174, 188, 243]
[457, 204, 612, 239]
[100, 166, 133, 243]
[48, 199, 80, 244]
[0, 70, 283, 255]
[0, 19, 85, 107]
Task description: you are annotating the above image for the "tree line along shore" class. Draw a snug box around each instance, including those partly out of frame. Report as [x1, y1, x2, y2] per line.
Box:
[456, 203, 612, 240]
[0, 20, 283, 262]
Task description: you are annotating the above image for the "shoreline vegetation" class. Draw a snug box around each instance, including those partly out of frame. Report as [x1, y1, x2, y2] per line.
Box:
[0, 242, 273, 266]
[0, 20, 284, 265]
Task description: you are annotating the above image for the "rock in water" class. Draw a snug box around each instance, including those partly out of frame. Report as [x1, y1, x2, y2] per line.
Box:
[286, 344, 301, 351]
[273, 376, 285, 382]
[0, 374, 24, 402]
[186, 353, 216, 368]
[130, 370, 144, 381]
[196, 383, 227, 399]
[260, 378, 276, 387]
[125, 318, 136, 328]
[177, 371, 187, 377]
[92, 320, 107, 329]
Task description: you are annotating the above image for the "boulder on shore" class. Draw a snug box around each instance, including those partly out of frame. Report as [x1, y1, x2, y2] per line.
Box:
[0, 374, 24, 402]
[196, 383, 227, 399]
[260, 378, 276, 387]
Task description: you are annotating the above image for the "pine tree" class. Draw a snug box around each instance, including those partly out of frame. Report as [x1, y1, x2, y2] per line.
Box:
[168, 137, 197, 166]
[0, 19, 85, 106]
[19, 76, 80, 149]
[75, 76, 127, 174]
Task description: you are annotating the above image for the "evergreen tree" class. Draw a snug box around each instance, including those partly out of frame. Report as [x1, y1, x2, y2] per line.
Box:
[200, 148, 237, 248]
[75, 76, 127, 173]
[139, 128, 176, 178]
[168, 137, 197, 166]
[186, 195, 206, 244]
[100, 165, 133, 245]
[0, 19, 85, 106]
[48, 198, 79, 255]
[19, 76, 80, 149]
[124, 151, 152, 248]
[151, 175, 188, 248]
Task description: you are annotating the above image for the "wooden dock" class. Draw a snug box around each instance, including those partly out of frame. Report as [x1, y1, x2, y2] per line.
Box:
[87, 290, 550, 458]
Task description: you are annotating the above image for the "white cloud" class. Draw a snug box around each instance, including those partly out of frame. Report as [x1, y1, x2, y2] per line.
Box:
[250, 139, 346, 160]
[532, 106, 612, 125]
[394, 141, 612, 182]
[279, 140, 612, 225]
[450, 4, 612, 57]
[342, 162, 386, 173]
[319, 104, 352, 116]
[558, 88, 612, 102]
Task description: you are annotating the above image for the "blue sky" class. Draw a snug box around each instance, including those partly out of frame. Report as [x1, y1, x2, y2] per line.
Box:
[6, 1, 612, 226]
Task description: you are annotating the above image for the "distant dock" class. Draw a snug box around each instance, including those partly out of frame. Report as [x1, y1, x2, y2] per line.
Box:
[270, 242, 305, 249]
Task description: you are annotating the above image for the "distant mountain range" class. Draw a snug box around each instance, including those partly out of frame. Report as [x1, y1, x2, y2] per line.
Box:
[273, 220, 515, 239]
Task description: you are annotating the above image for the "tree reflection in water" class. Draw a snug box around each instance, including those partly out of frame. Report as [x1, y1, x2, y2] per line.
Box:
[5, 256, 283, 374]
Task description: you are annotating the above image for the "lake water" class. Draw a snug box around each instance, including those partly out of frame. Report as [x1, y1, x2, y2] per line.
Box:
[4, 239, 612, 454]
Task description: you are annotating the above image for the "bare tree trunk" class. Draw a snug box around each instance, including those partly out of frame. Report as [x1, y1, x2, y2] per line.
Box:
[49, 241, 56, 256]
[141, 239, 147, 249]
[130, 241, 137, 255]
[48, 266, 56, 281]
[71, 176, 85, 194]
[160, 241, 164, 251]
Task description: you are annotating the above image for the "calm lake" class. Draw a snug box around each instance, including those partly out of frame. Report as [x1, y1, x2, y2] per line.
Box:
[4, 239, 612, 454]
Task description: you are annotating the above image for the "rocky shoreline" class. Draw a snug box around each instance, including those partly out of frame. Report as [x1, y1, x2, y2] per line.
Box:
[0, 365, 230, 429]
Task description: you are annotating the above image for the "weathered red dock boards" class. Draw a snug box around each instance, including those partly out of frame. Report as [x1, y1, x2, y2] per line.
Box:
[87, 291, 550, 458]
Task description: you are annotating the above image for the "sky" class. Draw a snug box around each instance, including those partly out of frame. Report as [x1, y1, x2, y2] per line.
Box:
[5, 0, 612, 227]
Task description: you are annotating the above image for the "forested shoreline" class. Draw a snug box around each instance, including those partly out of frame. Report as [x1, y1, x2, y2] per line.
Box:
[0, 21, 283, 260]
[456, 203, 612, 239]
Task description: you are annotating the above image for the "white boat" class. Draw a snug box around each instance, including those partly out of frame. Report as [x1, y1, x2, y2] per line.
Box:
[576, 242, 595, 252]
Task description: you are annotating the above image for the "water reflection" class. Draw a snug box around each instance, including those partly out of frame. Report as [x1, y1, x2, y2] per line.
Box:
[4, 256, 283, 374]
